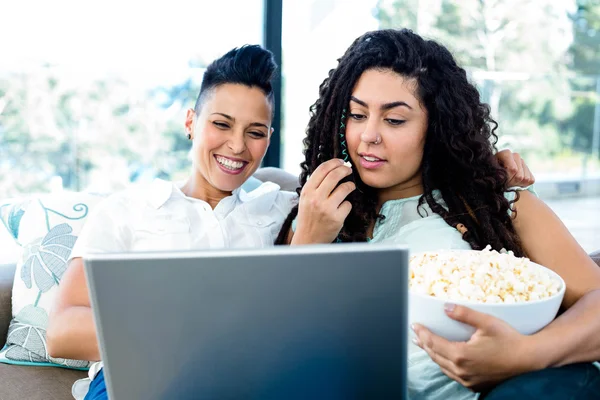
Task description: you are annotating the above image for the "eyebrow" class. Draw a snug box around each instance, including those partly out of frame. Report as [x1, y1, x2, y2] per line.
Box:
[350, 96, 413, 111]
[211, 113, 269, 130]
[211, 112, 234, 121]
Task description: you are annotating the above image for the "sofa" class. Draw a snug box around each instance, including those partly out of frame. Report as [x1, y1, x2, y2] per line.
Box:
[1, 167, 599, 400]
[0, 168, 299, 400]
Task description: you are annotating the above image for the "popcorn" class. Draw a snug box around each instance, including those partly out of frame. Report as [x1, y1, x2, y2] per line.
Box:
[343, 161, 352, 168]
[409, 246, 562, 304]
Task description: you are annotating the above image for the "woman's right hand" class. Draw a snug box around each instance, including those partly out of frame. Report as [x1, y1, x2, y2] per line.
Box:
[291, 159, 356, 245]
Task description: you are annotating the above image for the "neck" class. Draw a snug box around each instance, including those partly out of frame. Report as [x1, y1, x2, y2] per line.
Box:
[180, 172, 232, 209]
[377, 175, 424, 208]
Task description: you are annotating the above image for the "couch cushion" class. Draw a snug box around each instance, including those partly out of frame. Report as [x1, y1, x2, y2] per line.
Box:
[0, 363, 86, 400]
[0, 193, 105, 369]
[0, 264, 16, 346]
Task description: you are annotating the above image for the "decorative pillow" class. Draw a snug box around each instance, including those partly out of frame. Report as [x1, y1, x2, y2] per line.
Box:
[0, 192, 105, 369]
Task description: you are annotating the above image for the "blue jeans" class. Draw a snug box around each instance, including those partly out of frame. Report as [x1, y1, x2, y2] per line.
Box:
[83, 363, 600, 400]
[480, 363, 600, 400]
[84, 368, 108, 400]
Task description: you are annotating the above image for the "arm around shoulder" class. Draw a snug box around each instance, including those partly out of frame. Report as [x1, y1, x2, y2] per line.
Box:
[511, 190, 600, 307]
[512, 190, 600, 368]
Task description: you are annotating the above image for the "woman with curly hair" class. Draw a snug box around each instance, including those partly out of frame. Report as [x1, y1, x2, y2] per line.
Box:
[277, 29, 600, 399]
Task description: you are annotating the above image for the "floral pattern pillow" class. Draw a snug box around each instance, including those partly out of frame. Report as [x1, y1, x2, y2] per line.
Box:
[0, 193, 105, 369]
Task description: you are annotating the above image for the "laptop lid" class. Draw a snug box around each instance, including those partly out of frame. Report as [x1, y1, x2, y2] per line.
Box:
[85, 243, 408, 400]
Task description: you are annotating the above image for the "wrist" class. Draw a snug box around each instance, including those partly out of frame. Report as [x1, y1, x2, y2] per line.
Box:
[290, 231, 315, 246]
[290, 234, 307, 245]
[519, 333, 553, 372]
[290, 232, 334, 246]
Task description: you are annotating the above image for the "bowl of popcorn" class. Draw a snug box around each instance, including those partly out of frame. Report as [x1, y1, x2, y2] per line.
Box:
[409, 247, 565, 342]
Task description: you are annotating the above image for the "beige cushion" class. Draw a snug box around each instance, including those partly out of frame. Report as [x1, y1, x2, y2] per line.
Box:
[0, 363, 86, 400]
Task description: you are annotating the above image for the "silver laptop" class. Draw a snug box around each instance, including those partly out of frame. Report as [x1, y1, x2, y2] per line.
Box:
[85, 243, 409, 400]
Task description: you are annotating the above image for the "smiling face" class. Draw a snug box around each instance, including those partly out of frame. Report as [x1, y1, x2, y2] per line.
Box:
[345, 68, 428, 202]
[185, 83, 273, 193]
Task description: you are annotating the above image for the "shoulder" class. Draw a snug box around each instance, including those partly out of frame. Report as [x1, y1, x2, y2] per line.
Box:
[510, 189, 546, 221]
[90, 179, 175, 220]
[504, 185, 538, 216]
[275, 189, 299, 209]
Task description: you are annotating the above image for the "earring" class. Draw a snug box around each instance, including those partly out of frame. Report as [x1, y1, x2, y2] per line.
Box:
[456, 223, 468, 235]
[187, 133, 192, 140]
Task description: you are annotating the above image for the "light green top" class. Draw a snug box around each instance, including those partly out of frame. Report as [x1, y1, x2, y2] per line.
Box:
[370, 190, 472, 251]
[370, 188, 525, 249]
[370, 188, 531, 400]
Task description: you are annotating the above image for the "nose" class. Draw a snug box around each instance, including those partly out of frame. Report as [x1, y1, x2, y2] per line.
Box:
[228, 131, 247, 154]
[360, 118, 380, 144]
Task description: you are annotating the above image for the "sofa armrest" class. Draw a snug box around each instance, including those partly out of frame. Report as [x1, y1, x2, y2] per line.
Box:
[591, 250, 600, 268]
[253, 167, 300, 193]
[0, 263, 16, 346]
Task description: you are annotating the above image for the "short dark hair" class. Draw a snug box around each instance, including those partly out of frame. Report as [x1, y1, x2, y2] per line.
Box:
[194, 45, 277, 114]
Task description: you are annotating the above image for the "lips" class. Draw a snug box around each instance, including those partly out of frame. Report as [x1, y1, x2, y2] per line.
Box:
[214, 155, 248, 175]
[358, 153, 386, 169]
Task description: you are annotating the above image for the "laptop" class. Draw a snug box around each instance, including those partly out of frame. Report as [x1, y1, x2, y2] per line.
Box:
[84, 243, 409, 400]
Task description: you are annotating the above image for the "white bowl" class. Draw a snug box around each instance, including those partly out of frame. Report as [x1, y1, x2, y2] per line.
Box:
[408, 259, 566, 342]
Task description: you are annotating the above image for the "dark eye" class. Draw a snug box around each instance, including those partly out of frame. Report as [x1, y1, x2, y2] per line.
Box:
[349, 113, 366, 121]
[386, 119, 406, 126]
[249, 131, 267, 139]
[213, 121, 230, 129]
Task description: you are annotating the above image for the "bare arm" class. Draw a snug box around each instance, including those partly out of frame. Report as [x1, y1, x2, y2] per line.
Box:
[46, 193, 130, 361]
[47, 257, 100, 361]
[512, 191, 600, 368]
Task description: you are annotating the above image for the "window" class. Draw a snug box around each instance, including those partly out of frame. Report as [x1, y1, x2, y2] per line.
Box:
[281, 0, 380, 175]
[0, 0, 264, 196]
[281, 0, 600, 252]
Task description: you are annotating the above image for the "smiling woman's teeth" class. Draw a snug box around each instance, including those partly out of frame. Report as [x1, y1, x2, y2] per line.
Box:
[363, 156, 380, 162]
[216, 156, 244, 170]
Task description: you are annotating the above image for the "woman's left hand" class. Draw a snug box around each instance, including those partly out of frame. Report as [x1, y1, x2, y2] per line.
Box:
[495, 149, 535, 188]
[412, 304, 538, 392]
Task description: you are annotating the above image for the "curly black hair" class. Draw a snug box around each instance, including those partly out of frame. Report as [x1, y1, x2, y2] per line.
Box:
[275, 29, 524, 257]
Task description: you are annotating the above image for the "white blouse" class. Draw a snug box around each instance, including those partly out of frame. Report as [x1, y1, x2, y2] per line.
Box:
[70, 179, 297, 258]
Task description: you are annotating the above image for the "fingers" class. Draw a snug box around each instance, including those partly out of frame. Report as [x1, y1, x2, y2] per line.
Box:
[423, 344, 456, 374]
[316, 164, 353, 197]
[295, 159, 353, 245]
[414, 325, 474, 389]
[329, 181, 356, 208]
[497, 150, 536, 188]
[335, 200, 352, 221]
[438, 366, 470, 389]
[511, 154, 525, 186]
[520, 158, 535, 186]
[497, 149, 519, 180]
[303, 159, 345, 193]
[507, 153, 523, 187]
[444, 304, 493, 331]
[413, 324, 463, 364]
